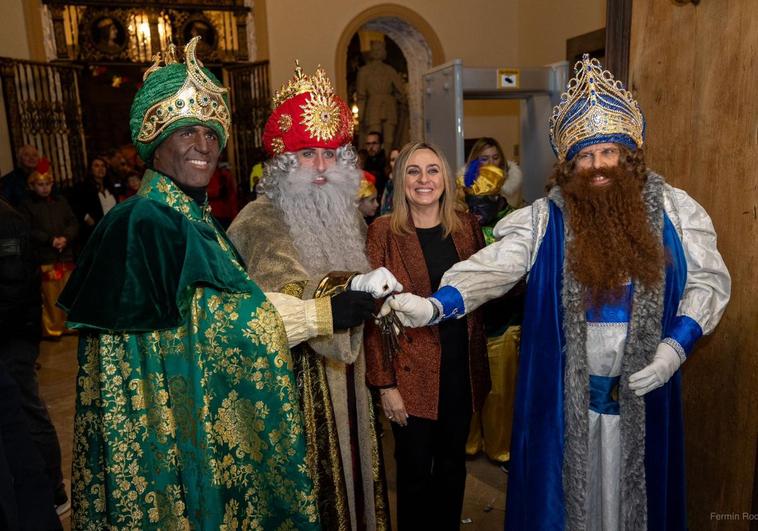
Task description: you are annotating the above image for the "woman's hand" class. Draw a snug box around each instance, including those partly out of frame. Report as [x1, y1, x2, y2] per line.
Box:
[380, 387, 408, 426]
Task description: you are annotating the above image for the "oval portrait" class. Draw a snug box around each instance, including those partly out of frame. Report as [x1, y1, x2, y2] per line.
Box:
[92, 16, 126, 55]
[182, 18, 217, 55]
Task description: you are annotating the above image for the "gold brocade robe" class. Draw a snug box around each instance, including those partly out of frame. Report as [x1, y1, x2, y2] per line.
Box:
[59, 172, 318, 529]
[228, 197, 390, 531]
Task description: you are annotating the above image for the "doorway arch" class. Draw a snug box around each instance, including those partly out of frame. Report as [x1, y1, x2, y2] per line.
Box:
[335, 5, 444, 144]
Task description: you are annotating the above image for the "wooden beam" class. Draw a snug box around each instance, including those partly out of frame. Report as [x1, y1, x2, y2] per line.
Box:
[566, 28, 606, 64]
[605, 0, 632, 84]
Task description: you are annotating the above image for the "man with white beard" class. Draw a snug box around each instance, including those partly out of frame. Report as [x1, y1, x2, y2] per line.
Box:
[228, 63, 396, 531]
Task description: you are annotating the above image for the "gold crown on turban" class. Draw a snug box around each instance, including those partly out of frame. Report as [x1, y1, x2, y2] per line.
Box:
[457, 164, 505, 196]
[136, 37, 230, 144]
[549, 54, 645, 161]
[272, 61, 335, 109]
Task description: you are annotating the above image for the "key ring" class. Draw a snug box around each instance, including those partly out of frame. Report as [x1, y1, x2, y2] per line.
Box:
[374, 308, 409, 367]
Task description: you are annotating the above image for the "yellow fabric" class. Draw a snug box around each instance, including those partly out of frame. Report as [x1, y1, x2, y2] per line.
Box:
[249, 162, 264, 192]
[466, 325, 520, 462]
[40, 265, 71, 337]
[457, 164, 505, 197]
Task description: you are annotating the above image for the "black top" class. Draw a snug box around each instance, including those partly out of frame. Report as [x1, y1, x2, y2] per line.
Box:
[18, 194, 79, 265]
[416, 224, 470, 409]
[66, 177, 114, 248]
[174, 181, 208, 206]
[365, 151, 387, 198]
[0, 167, 31, 207]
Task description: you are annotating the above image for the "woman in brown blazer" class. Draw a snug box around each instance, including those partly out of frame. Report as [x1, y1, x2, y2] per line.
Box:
[364, 142, 490, 530]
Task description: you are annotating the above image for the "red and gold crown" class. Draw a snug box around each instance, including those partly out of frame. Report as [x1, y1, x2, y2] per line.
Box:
[263, 61, 353, 156]
[358, 171, 377, 199]
[28, 158, 53, 185]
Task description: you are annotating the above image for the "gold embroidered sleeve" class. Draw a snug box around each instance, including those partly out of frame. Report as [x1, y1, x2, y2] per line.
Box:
[311, 296, 333, 337]
[265, 291, 333, 346]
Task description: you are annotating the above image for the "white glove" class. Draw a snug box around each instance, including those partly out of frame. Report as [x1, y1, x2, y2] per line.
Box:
[628, 342, 682, 396]
[378, 293, 435, 328]
[350, 267, 403, 298]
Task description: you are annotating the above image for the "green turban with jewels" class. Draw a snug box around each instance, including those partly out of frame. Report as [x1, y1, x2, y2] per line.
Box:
[129, 37, 231, 163]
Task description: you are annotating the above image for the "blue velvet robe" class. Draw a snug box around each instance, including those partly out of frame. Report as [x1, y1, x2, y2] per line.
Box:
[505, 201, 688, 530]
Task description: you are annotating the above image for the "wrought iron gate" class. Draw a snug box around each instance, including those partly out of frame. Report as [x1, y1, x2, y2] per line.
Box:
[0, 56, 266, 193]
[0, 57, 86, 187]
[224, 60, 270, 200]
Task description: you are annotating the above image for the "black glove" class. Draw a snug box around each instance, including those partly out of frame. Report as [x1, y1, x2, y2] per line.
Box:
[331, 290, 374, 330]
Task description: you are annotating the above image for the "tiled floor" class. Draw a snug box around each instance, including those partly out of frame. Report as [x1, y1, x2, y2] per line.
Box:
[39, 336, 508, 530]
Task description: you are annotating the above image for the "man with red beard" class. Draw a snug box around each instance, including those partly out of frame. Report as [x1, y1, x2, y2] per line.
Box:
[227, 63, 398, 531]
[383, 55, 731, 530]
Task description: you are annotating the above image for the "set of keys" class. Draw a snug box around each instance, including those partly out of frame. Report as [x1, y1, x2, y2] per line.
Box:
[374, 309, 409, 367]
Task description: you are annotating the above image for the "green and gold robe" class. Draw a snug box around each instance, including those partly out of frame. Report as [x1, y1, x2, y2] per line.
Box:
[58, 170, 318, 530]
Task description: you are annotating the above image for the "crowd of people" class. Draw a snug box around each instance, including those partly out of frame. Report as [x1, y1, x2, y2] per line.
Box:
[0, 38, 730, 531]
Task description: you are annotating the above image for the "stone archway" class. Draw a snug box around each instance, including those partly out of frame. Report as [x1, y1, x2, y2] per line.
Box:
[335, 5, 444, 145]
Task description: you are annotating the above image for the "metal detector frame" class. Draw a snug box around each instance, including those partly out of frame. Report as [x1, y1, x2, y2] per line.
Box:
[423, 59, 568, 202]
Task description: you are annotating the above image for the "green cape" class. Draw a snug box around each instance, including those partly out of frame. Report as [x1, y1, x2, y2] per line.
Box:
[58, 170, 248, 332]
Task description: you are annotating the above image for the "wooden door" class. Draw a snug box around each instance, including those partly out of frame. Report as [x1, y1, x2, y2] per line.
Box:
[629, 2, 758, 528]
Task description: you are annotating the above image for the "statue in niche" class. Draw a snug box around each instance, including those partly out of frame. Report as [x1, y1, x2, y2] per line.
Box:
[356, 40, 407, 151]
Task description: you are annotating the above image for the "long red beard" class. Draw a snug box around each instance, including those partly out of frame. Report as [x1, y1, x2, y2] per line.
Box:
[562, 165, 664, 307]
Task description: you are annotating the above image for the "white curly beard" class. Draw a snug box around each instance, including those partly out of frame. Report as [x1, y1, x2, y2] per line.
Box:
[270, 163, 370, 276]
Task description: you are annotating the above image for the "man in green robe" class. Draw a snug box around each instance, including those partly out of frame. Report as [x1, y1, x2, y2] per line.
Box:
[58, 38, 318, 529]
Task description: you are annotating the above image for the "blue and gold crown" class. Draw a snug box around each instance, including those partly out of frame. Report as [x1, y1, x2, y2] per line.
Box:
[549, 54, 645, 162]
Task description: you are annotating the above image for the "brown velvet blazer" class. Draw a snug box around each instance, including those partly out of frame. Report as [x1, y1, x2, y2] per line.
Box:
[364, 211, 490, 420]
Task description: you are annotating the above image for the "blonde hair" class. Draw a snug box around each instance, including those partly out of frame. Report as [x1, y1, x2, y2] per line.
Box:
[467, 137, 507, 171]
[389, 142, 461, 237]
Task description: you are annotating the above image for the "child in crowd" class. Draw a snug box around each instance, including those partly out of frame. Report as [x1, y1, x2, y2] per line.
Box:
[18, 159, 78, 338]
[358, 171, 379, 222]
